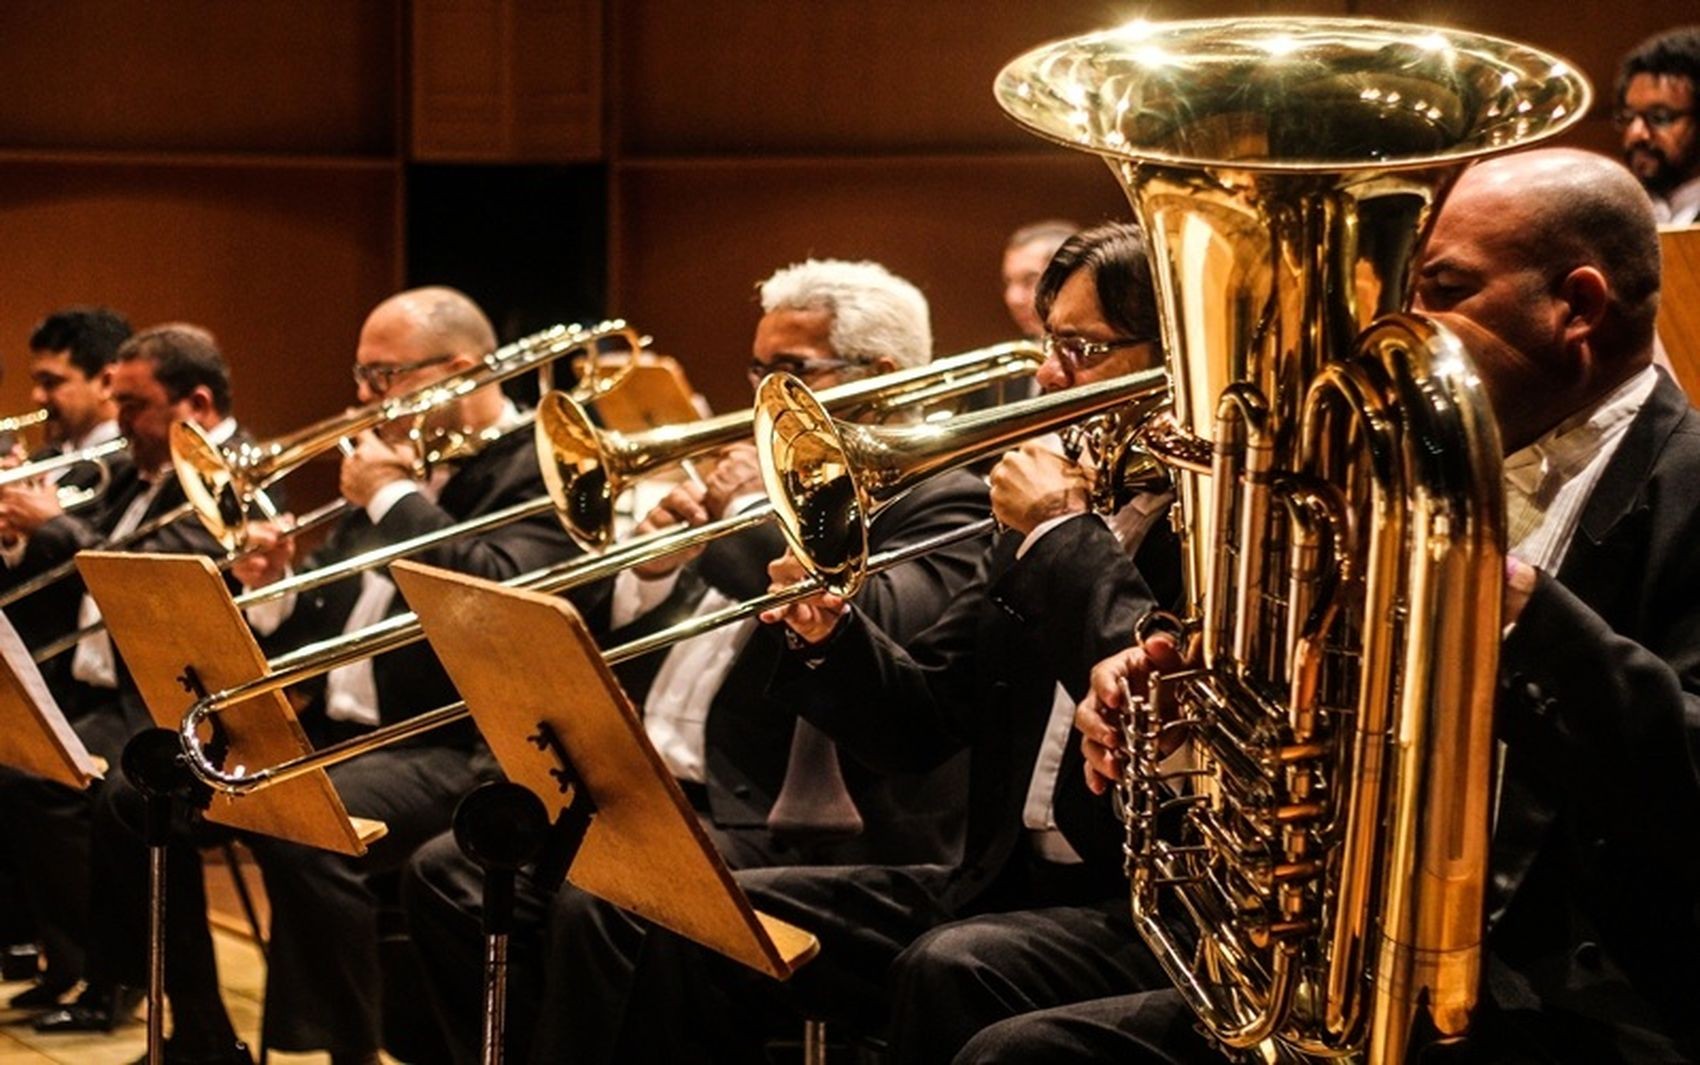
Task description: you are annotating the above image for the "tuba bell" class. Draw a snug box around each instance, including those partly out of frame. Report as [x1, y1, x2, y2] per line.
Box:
[997, 18, 1588, 1061]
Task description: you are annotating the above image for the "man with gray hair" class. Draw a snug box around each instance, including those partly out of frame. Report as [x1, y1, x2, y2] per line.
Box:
[401, 258, 992, 1062]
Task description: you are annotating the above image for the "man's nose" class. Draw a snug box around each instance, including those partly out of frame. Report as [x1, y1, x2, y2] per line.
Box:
[1035, 356, 1069, 394]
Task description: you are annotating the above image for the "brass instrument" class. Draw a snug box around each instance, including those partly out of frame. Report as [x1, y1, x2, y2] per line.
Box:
[0, 436, 127, 511]
[172, 321, 645, 551]
[172, 361, 1160, 797]
[995, 17, 1587, 1061]
[756, 366, 1169, 596]
[536, 340, 1044, 547]
[0, 408, 49, 437]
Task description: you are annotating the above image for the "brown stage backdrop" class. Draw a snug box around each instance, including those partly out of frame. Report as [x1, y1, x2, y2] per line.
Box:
[0, 0, 1688, 427]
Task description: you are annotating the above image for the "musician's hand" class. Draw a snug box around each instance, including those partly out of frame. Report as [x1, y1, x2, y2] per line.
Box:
[341, 430, 416, 508]
[1504, 555, 1538, 627]
[702, 443, 763, 520]
[759, 551, 846, 645]
[0, 444, 28, 471]
[1076, 633, 1187, 795]
[989, 441, 1092, 534]
[630, 479, 710, 579]
[0, 479, 64, 536]
[229, 517, 297, 589]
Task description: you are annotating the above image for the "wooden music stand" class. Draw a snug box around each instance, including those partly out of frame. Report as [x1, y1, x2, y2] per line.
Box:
[77, 552, 385, 855]
[591, 354, 703, 433]
[0, 610, 100, 789]
[1657, 225, 1700, 397]
[391, 560, 818, 979]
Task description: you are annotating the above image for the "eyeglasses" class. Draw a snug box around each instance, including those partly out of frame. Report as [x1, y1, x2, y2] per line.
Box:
[747, 355, 854, 381]
[1612, 106, 1694, 132]
[352, 353, 456, 393]
[1042, 333, 1157, 379]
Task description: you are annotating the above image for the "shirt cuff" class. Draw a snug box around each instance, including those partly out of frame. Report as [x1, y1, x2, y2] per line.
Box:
[1015, 510, 1108, 559]
[366, 479, 421, 525]
[611, 566, 683, 628]
[243, 577, 297, 636]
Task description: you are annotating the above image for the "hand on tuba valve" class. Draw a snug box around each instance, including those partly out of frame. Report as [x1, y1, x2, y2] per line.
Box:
[1075, 632, 1190, 796]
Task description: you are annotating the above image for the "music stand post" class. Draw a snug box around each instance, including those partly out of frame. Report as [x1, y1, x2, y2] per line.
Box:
[121, 727, 214, 1065]
[452, 782, 557, 1065]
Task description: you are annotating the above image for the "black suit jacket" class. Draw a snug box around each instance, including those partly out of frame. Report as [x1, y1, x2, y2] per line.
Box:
[0, 429, 242, 726]
[1484, 370, 1700, 1059]
[610, 469, 991, 864]
[261, 424, 602, 740]
[775, 503, 1181, 911]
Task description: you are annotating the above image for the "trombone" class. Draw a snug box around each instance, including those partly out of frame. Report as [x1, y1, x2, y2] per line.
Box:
[0, 436, 128, 511]
[0, 409, 49, 438]
[538, 340, 1046, 546]
[44, 341, 1039, 663]
[172, 363, 1170, 796]
[173, 321, 646, 551]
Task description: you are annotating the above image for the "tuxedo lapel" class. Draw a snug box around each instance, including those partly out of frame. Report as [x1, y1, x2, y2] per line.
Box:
[1488, 372, 1684, 926]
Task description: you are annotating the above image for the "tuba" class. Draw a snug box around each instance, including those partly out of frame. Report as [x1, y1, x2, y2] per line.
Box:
[996, 18, 1588, 1061]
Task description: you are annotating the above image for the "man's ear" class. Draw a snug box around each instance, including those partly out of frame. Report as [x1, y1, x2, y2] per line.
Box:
[182, 384, 219, 423]
[869, 355, 899, 376]
[1557, 265, 1610, 348]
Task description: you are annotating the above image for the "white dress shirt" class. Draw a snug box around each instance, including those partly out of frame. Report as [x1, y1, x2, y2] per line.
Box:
[1651, 173, 1700, 227]
[1015, 435, 1175, 863]
[611, 490, 767, 783]
[249, 401, 523, 726]
[71, 417, 238, 688]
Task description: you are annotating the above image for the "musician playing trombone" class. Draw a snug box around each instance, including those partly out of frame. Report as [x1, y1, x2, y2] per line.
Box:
[87, 288, 600, 1065]
[0, 307, 133, 693]
[0, 324, 244, 1029]
[504, 224, 1181, 1064]
[402, 259, 992, 1064]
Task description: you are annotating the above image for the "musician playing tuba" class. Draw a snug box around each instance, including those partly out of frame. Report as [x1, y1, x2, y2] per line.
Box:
[1048, 150, 1700, 1064]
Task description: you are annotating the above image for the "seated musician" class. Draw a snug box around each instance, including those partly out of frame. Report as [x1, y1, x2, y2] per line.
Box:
[400, 258, 989, 1063]
[503, 223, 1179, 1064]
[973, 149, 1700, 1062]
[0, 323, 239, 1023]
[84, 287, 599, 1065]
[1617, 26, 1700, 226]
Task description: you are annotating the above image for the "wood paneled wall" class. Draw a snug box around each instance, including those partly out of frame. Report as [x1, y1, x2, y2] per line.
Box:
[0, 1, 403, 447]
[1, 1, 1695, 424]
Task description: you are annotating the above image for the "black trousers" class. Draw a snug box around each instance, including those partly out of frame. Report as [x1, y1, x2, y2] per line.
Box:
[525, 856, 1166, 1065]
[402, 804, 894, 1065]
[0, 696, 134, 987]
[955, 969, 1699, 1064]
[94, 741, 488, 1054]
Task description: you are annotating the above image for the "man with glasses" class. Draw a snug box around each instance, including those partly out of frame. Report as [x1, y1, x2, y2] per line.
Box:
[523, 223, 1179, 1064]
[1617, 26, 1700, 225]
[401, 258, 991, 1063]
[83, 287, 598, 1065]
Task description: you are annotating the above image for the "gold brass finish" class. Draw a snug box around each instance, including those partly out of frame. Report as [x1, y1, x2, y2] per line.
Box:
[0, 436, 126, 511]
[0, 408, 49, 440]
[755, 367, 1170, 598]
[995, 16, 1587, 1061]
[172, 321, 645, 551]
[171, 348, 1151, 798]
[537, 340, 1044, 548]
